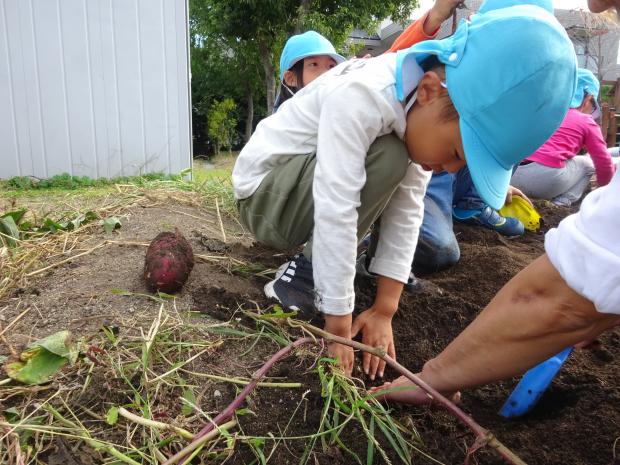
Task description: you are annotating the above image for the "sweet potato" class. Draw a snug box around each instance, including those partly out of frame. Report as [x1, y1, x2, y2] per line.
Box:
[144, 228, 195, 293]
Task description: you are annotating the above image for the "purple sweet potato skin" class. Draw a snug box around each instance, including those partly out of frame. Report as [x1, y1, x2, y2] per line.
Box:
[144, 229, 195, 293]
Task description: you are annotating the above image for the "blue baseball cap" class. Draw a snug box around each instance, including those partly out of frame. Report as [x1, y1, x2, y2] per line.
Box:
[395, 5, 576, 210]
[570, 68, 600, 108]
[279, 31, 345, 80]
[478, 0, 553, 14]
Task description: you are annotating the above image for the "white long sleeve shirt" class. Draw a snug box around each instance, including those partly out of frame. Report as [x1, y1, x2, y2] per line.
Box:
[545, 169, 620, 314]
[232, 54, 430, 315]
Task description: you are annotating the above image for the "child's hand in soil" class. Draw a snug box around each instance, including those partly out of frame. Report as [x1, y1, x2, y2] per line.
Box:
[352, 308, 396, 380]
[324, 314, 354, 376]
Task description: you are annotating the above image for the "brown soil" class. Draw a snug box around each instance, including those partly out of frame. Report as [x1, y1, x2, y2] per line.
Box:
[1, 197, 618, 465]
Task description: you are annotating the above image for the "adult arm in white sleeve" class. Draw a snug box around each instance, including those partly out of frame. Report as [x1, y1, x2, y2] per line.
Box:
[545, 170, 620, 314]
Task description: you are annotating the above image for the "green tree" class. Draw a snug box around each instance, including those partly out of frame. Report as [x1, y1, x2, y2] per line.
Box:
[207, 98, 237, 154]
[191, 0, 417, 117]
[190, 0, 266, 153]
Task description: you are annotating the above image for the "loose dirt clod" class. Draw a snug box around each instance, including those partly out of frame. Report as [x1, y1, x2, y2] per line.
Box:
[144, 228, 195, 293]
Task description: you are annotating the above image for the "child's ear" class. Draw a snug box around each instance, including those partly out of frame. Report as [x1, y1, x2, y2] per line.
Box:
[283, 70, 298, 87]
[416, 71, 445, 106]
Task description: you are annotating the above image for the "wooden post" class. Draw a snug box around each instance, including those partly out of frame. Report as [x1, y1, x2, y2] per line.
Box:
[601, 102, 610, 143]
[607, 111, 617, 148]
[614, 78, 620, 111]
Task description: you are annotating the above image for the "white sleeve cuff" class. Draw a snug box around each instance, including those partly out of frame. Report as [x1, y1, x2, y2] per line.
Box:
[315, 293, 355, 316]
[368, 256, 411, 284]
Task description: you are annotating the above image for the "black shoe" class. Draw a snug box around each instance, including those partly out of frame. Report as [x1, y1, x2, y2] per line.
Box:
[264, 254, 316, 315]
[356, 251, 426, 292]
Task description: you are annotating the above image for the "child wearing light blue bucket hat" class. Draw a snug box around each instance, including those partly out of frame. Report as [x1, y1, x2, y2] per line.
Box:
[274, 31, 345, 110]
[232, 5, 577, 375]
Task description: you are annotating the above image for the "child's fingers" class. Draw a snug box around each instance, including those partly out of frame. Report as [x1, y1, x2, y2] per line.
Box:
[388, 343, 396, 361]
[368, 354, 382, 380]
[362, 350, 372, 376]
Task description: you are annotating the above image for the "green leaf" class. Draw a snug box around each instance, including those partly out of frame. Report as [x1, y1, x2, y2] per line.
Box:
[234, 408, 255, 417]
[69, 211, 99, 230]
[254, 305, 297, 320]
[102, 217, 122, 233]
[106, 406, 119, 425]
[1, 209, 27, 224]
[109, 288, 133, 296]
[156, 291, 175, 300]
[181, 387, 197, 416]
[4, 330, 78, 384]
[4, 407, 20, 422]
[40, 218, 66, 233]
[35, 330, 78, 363]
[6, 348, 68, 384]
[0, 216, 21, 247]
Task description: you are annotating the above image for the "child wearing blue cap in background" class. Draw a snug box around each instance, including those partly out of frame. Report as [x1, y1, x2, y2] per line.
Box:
[232, 5, 576, 376]
[274, 31, 345, 111]
[512, 68, 619, 206]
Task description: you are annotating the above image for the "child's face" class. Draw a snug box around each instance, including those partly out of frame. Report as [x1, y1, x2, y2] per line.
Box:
[404, 72, 466, 174]
[301, 55, 338, 86]
[283, 55, 338, 89]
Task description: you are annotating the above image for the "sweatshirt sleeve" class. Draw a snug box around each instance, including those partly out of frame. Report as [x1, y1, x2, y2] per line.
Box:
[583, 115, 615, 186]
[368, 163, 430, 282]
[312, 82, 389, 316]
[545, 170, 620, 315]
[386, 12, 438, 54]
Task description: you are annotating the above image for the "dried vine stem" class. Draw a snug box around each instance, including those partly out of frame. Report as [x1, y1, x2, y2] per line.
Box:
[166, 320, 526, 465]
[293, 321, 527, 465]
[163, 337, 314, 465]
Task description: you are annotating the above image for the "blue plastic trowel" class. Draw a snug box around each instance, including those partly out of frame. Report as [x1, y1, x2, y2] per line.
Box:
[499, 346, 573, 418]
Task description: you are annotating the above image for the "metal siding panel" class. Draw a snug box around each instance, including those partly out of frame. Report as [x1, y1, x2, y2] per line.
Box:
[175, 0, 191, 174]
[0, 1, 20, 177]
[112, 0, 145, 176]
[138, 0, 168, 174]
[1, 0, 190, 179]
[59, 0, 97, 177]
[163, 0, 179, 173]
[8, 0, 45, 177]
[32, 0, 72, 176]
[95, 0, 124, 178]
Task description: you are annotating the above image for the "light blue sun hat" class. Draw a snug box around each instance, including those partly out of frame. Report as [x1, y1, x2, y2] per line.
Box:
[395, 5, 577, 210]
[570, 68, 600, 108]
[279, 31, 345, 80]
[478, 0, 553, 14]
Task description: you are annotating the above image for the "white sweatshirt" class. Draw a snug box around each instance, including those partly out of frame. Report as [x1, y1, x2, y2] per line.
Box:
[233, 54, 430, 315]
[545, 169, 620, 314]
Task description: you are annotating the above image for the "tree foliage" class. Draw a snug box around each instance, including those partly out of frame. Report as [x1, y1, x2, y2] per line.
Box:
[208, 98, 237, 154]
[189, 0, 418, 154]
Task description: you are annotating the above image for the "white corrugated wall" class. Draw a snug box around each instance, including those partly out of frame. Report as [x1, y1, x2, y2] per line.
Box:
[0, 0, 191, 180]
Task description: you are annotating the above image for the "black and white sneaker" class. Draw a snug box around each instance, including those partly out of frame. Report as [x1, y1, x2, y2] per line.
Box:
[355, 250, 426, 292]
[264, 254, 316, 315]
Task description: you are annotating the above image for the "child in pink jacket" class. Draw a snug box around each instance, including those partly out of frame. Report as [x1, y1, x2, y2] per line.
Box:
[512, 68, 618, 206]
